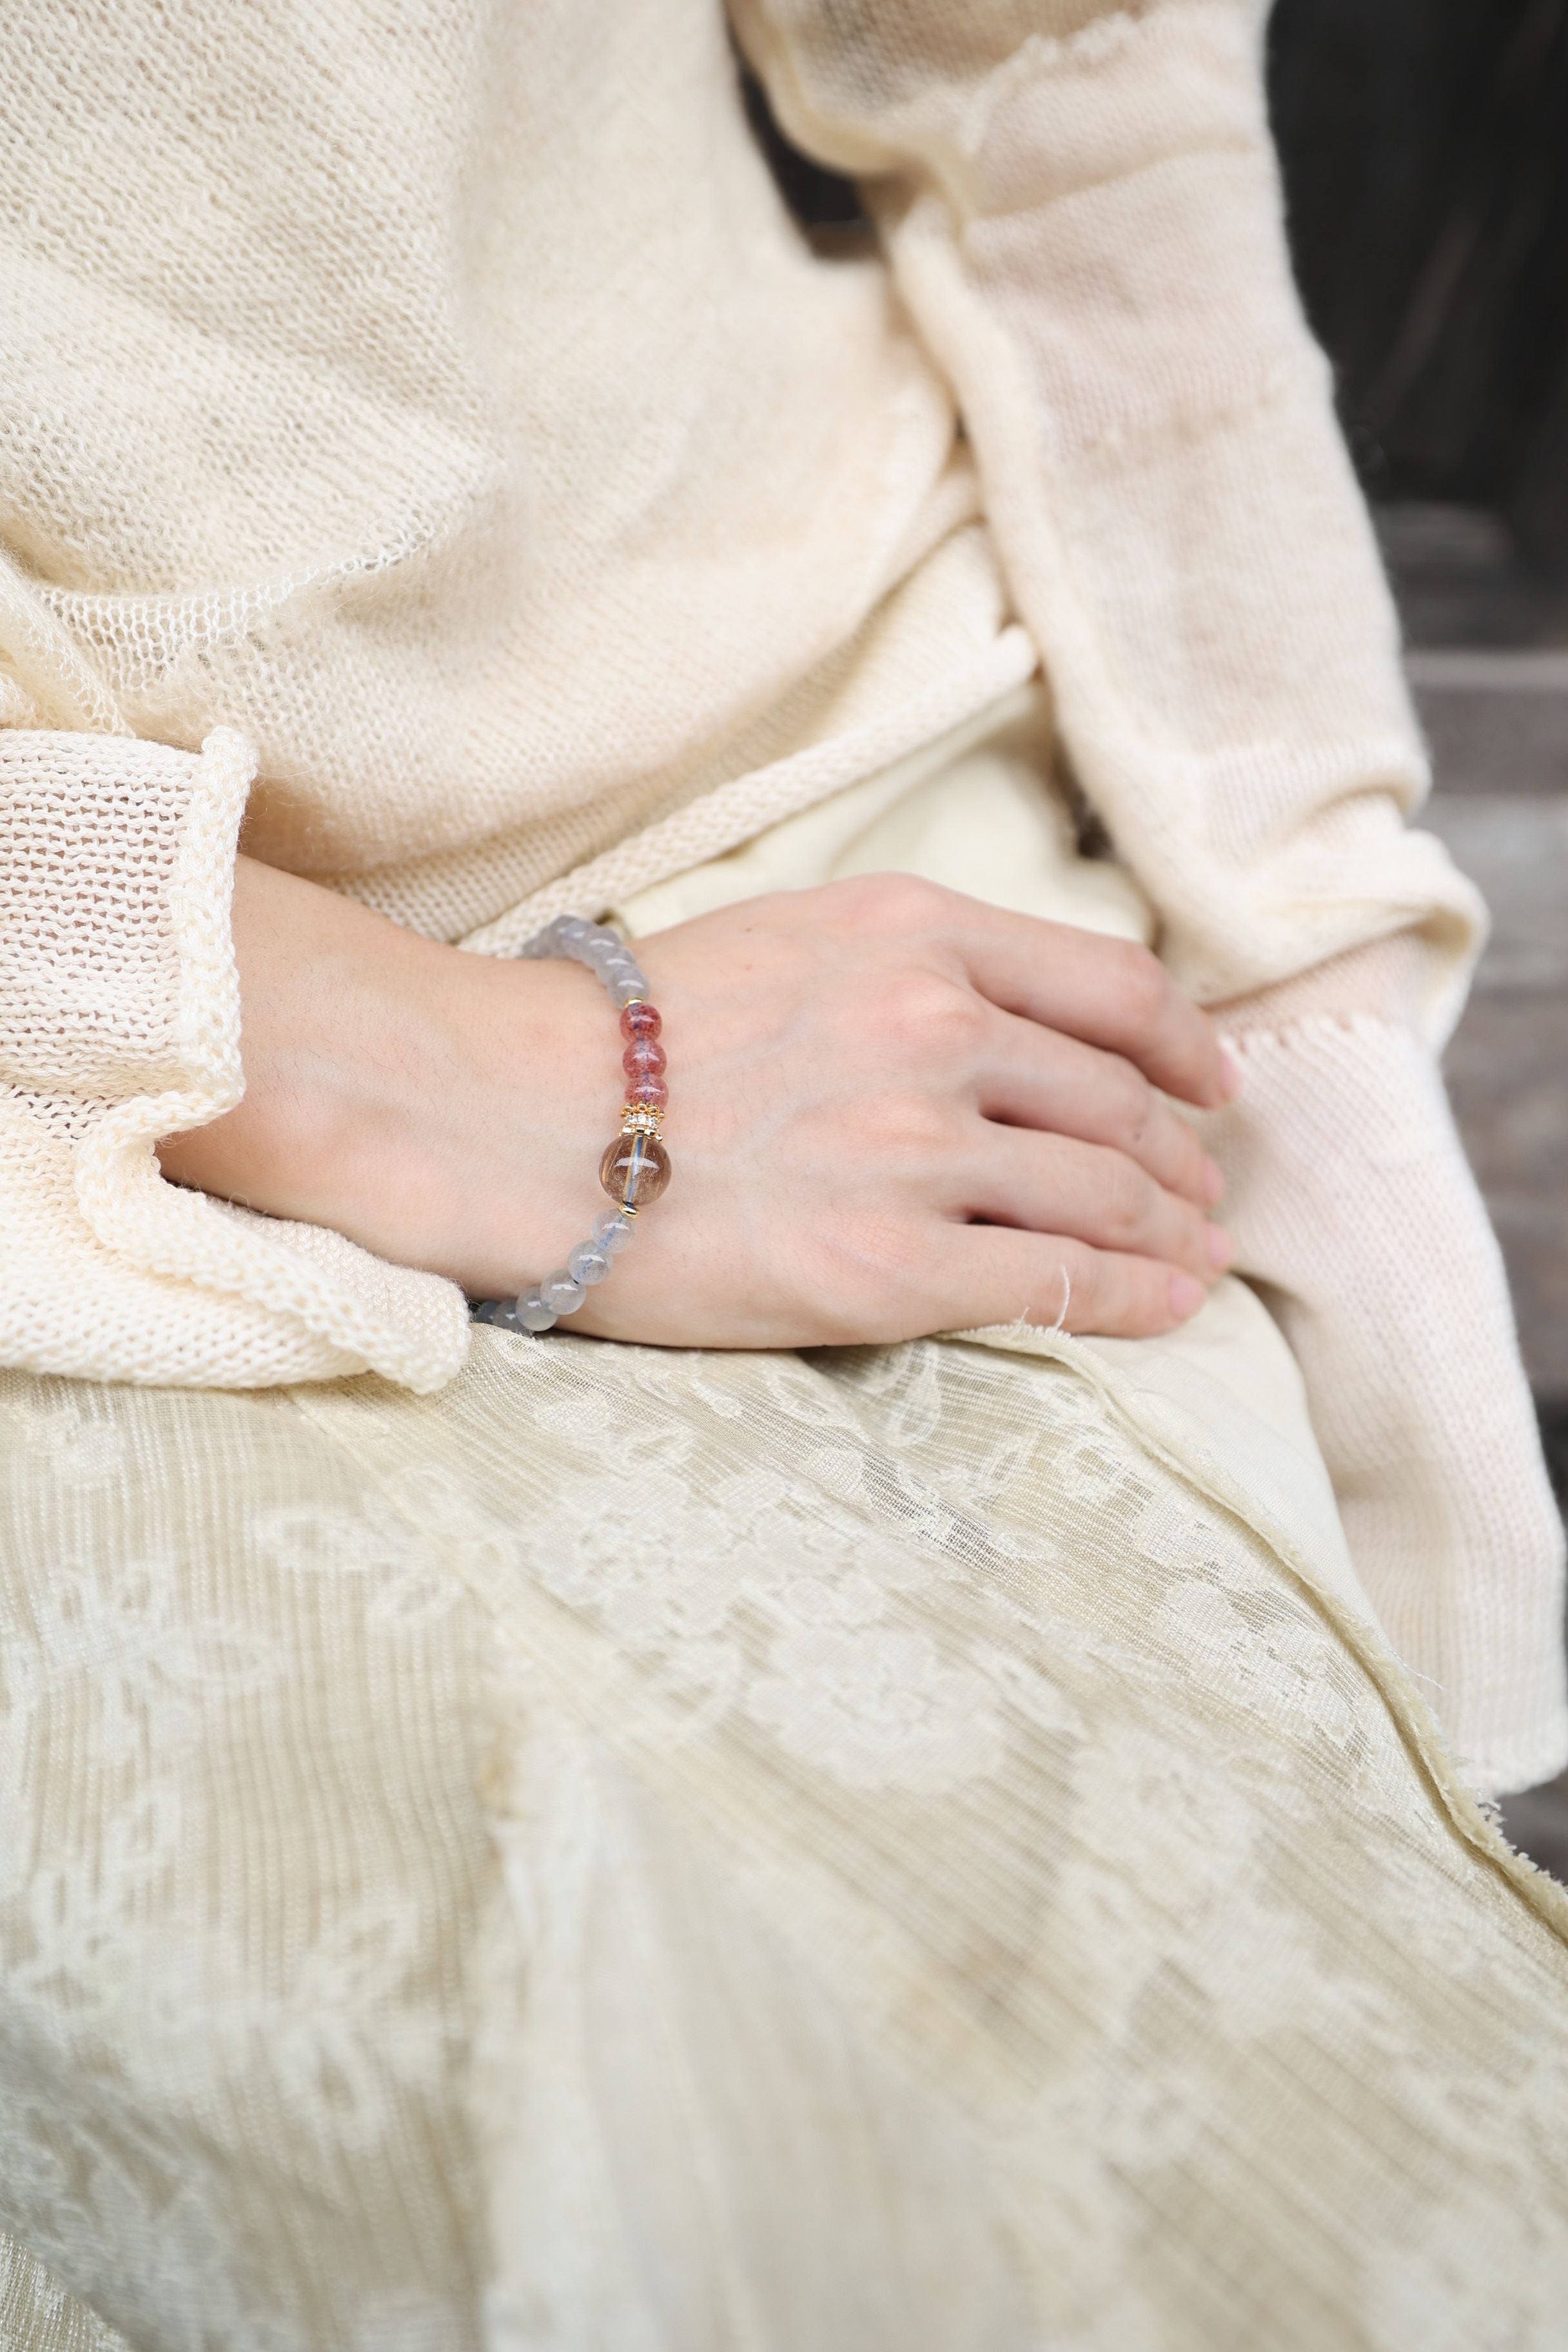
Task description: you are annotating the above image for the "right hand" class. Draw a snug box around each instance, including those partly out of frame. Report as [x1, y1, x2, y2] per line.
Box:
[585, 873, 1237, 1345]
[161, 863, 1237, 1350]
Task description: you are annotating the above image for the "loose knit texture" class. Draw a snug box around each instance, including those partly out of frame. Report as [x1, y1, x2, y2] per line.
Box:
[0, 0, 1485, 1400]
[0, 0, 1559, 1776]
[1204, 1005, 1567, 1792]
[0, 729, 470, 1390]
[5, 11, 1568, 2341]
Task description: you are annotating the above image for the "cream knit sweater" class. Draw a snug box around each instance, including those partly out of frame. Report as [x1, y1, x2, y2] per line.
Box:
[0, 0, 1561, 1781]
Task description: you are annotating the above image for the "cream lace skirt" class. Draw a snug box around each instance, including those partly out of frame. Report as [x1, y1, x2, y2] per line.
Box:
[3, 1306, 1568, 2350]
[3, 692, 1567, 2346]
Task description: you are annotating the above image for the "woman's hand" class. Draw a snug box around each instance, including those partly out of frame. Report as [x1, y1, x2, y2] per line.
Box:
[161, 861, 1237, 1349]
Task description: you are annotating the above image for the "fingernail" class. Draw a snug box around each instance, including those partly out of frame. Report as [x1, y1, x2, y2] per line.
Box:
[1202, 1155, 1226, 1206]
[1219, 1044, 1244, 1101]
[1206, 1223, 1234, 1270]
[1170, 1273, 1206, 1320]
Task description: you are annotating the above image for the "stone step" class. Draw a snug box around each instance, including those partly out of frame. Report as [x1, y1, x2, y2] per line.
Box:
[1422, 792, 1568, 994]
[1413, 654, 1568, 1404]
[1409, 649, 1568, 796]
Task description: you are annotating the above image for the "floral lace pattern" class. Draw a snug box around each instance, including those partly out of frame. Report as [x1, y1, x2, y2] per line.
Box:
[0, 1373, 491, 2351]
[1, 1331, 1567, 2348]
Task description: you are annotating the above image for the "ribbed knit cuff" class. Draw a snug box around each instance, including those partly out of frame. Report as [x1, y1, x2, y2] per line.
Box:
[1204, 1009, 1567, 1796]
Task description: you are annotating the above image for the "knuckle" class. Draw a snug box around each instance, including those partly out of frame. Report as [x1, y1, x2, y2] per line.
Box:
[1099, 1157, 1154, 1241]
[1124, 1266, 1170, 1333]
[1051, 1240, 1099, 1316]
[1105, 1061, 1154, 1150]
[807, 1207, 930, 1340]
[1168, 1120, 1207, 1186]
[1088, 1252, 1157, 1335]
[828, 1203, 922, 1284]
[1111, 943, 1171, 1032]
[1168, 1205, 1202, 1262]
[829, 870, 950, 939]
[869, 970, 985, 1059]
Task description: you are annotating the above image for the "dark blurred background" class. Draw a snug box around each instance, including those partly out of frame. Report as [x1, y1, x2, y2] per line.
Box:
[1269, 0, 1568, 578]
[1268, 0, 1568, 1871]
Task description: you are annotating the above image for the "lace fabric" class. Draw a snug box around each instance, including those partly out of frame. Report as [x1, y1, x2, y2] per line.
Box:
[0, 1, 1563, 2337]
[2, 1329, 1566, 2348]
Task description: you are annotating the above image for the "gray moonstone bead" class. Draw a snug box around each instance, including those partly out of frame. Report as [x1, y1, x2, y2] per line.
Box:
[540, 1270, 587, 1315]
[567, 1240, 611, 1286]
[516, 1289, 558, 1333]
[593, 1211, 635, 1255]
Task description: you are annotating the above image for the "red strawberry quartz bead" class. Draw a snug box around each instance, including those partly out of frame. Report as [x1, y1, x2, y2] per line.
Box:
[620, 1000, 668, 1110]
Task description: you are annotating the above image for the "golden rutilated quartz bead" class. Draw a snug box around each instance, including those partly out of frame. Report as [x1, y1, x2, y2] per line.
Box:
[599, 1128, 672, 1211]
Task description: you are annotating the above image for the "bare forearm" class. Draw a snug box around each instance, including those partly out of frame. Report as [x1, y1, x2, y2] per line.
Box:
[161, 861, 1237, 1342]
[158, 857, 605, 1292]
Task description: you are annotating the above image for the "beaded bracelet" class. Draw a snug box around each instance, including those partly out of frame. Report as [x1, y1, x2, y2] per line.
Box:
[470, 916, 671, 1335]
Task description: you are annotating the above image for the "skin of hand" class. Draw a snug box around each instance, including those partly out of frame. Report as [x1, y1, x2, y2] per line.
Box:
[159, 857, 1239, 1348]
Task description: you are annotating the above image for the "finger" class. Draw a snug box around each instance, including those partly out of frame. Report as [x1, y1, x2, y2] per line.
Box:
[957, 1126, 1233, 1285]
[926, 1223, 1209, 1340]
[975, 1009, 1224, 1208]
[946, 899, 1235, 1110]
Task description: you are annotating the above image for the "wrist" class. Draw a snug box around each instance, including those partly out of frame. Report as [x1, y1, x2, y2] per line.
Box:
[158, 858, 614, 1296]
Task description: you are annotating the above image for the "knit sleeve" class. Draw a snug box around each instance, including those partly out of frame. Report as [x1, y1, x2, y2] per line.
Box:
[729, 0, 1483, 1027]
[1203, 941, 1567, 1796]
[0, 720, 469, 1390]
[731, 1, 1565, 1791]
